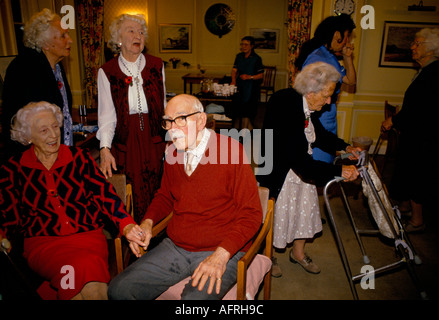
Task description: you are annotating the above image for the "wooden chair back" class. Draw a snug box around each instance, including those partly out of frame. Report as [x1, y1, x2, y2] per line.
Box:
[206, 114, 216, 132]
[236, 186, 273, 300]
[260, 66, 277, 102]
[107, 174, 134, 274]
[372, 101, 401, 174]
[107, 174, 133, 212]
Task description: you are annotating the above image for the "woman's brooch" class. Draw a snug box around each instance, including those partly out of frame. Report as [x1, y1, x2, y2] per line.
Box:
[125, 76, 133, 87]
[47, 189, 59, 197]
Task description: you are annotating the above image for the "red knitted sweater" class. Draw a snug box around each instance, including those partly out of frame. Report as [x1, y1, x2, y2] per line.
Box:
[143, 132, 262, 256]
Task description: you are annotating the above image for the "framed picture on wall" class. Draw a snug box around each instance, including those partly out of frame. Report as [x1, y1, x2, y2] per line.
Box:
[379, 21, 439, 68]
[159, 24, 192, 53]
[250, 28, 279, 53]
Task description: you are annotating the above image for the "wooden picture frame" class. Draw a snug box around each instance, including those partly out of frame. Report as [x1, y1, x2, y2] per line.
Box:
[379, 21, 439, 68]
[250, 28, 280, 53]
[159, 24, 192, 53]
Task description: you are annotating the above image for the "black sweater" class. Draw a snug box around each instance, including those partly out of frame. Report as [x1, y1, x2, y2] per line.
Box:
[1, 48, 72, 157]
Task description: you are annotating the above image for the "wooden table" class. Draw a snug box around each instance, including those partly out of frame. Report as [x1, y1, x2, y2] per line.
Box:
[74, 131, 97, 148]
[71, 108, 98, 124]
[195, 92, 234, 131]
[72, 109, 99, 150]
[182, 73, 226, 94]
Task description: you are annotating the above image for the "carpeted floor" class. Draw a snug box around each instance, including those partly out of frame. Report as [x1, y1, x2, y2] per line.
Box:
[261, 154, 439, 301]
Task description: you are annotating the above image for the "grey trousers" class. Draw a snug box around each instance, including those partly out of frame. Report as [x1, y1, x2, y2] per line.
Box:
[108, 237, 244, 300]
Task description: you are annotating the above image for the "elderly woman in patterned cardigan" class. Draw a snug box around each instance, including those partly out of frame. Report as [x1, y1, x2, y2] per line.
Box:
[97, 14, 167, 223]
[0, 102, 145, 300]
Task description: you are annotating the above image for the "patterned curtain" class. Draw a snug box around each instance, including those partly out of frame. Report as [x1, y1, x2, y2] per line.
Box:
[287, 0, 313, 87]
[76, 0, 104, 106]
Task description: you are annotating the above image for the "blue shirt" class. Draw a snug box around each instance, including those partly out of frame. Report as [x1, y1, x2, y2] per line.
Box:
[233, 52, 264, 103]
[303, 45, 346, 163]
[54, 64, 73, 146]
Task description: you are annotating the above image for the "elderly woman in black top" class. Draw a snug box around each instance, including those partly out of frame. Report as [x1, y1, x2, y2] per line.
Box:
[382, 28, 439, 233]
[2, 8, 74, 156]
[258, 62, 360, 275]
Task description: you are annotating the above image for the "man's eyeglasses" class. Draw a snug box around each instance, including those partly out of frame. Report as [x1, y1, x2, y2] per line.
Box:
[161, 111, 201, 130]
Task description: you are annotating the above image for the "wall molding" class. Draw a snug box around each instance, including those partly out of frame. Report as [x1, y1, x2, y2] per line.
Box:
[353, 92, 404, 107]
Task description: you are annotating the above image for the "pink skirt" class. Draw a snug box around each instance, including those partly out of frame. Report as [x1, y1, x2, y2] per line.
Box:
[23, 229, 110, 300]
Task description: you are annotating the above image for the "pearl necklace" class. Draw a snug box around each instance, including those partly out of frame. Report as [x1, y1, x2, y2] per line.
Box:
[120, 55, 144, 131]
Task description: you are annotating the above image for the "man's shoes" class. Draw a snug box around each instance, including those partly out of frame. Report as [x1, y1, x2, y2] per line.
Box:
[271, 257, 282, 278]
[403, 221, 426, 233]
[289, 249, 321, 274]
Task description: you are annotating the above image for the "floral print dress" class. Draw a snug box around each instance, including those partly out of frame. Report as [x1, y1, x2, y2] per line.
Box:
[272, 100, 322, 249]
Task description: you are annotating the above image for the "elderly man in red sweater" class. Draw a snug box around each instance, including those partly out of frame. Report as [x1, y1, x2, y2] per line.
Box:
[108, 94, 263, 299]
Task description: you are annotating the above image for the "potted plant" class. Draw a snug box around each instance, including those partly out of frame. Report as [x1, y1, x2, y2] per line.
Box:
[169, 57, 181, 69]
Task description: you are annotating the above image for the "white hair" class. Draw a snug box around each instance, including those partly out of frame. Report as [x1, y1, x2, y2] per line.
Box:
[23, 8, 61, 52]
[416, 28, 439, 57]
[165, 94, 204, 113]
[108, 14, 148, 53]
[293, 62, 341, 95]
[192, 97, 204, 112]
[11, 101, 63, 146]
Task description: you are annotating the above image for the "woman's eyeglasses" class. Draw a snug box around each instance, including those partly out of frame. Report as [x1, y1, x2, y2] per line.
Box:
[161, 111, 201, 130]
[411, 41, 429, 47]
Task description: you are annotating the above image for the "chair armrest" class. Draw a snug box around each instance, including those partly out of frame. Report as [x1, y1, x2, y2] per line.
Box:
[126, 184, 133, 217]
[114, 237, 124, 274]
[236, 199, 274, 300]
[137, 213, 173, 256]
[152, 212, 173, 237]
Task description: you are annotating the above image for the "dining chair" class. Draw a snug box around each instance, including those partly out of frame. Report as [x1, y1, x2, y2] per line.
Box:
[115, 186, 274, 300]
[372, 100, 400, 175]
[260, 66, 276, 103]
[0, 173, 134, 299]
[206, 114, 216, 132]
[106, 174, 134, 274]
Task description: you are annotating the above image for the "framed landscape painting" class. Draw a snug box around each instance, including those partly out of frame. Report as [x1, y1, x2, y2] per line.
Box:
[250, 28, 279, 53]
[379, 21, 439, 68]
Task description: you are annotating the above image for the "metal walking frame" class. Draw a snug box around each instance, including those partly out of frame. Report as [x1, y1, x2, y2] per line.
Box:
[323, 151, 428, 300]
